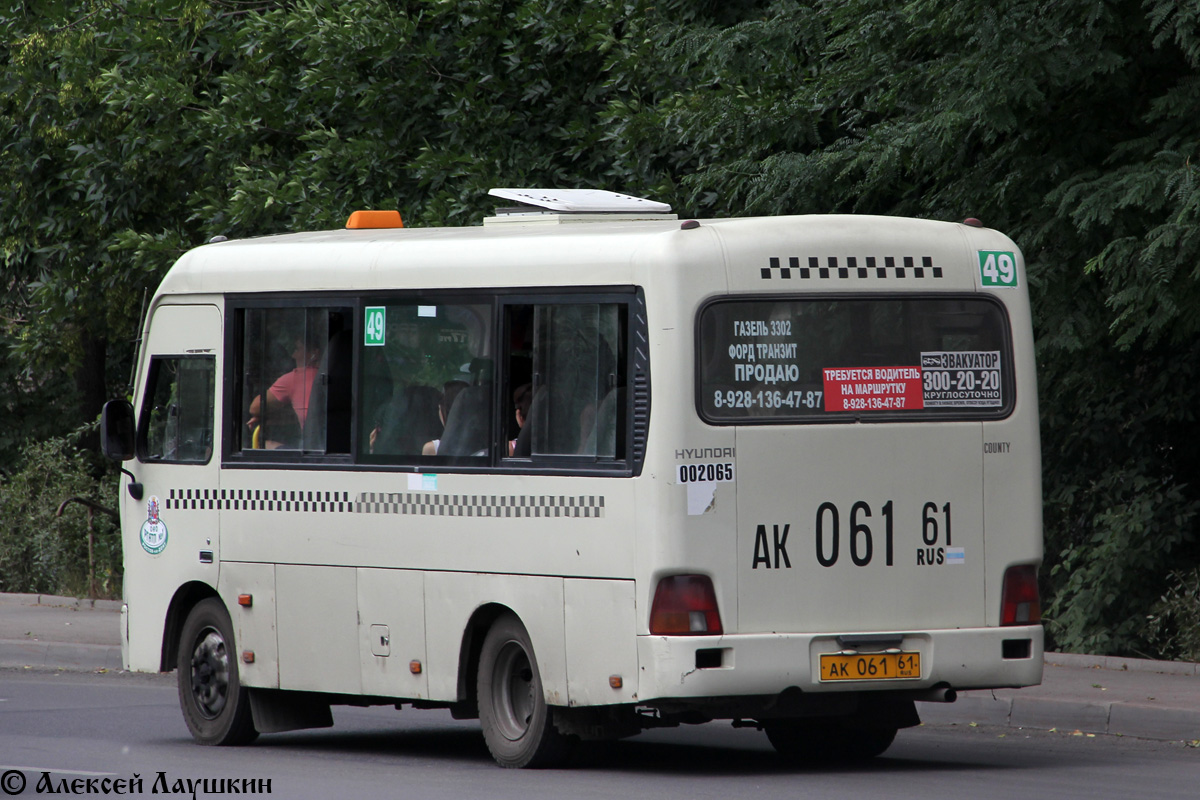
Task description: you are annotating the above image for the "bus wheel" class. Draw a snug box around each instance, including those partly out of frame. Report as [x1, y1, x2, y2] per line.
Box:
[839, 726, 897, 760]
[177, 598, 258, 746]
[477, 613, 571, 768]
[763, 719, 896, 762]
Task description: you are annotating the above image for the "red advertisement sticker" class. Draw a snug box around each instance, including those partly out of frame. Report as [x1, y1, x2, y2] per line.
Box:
[823, 366, 925, 412]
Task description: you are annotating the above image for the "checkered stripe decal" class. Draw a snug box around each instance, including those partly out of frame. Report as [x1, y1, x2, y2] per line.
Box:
[760, 255, 943, 280]
[356, 492, 605, 518]
[163, 488, 604, 518]
[165, 488, 352, 512]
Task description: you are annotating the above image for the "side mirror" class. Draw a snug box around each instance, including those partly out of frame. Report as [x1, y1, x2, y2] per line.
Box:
[101, 399, 136, 462]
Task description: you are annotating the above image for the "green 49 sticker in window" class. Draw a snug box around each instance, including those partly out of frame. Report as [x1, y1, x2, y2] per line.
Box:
[978, 251, 1019, 288]
[364, 306, 386, 346]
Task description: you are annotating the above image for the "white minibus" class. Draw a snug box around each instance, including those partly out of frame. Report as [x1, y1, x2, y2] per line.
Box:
[101, 188, 1043, 767]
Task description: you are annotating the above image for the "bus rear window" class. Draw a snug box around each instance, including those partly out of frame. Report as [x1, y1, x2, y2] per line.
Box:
[697, 296, 1013, 423]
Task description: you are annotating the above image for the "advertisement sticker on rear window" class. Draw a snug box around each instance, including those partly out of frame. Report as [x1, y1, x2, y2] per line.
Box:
[822, 354, 1003, 412]
[919, 351, 1003, 408]
[698, 297, 1013, 423]
[823, 366, 925, 412]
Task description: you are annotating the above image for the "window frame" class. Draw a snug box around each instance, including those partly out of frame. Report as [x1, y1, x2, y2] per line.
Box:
[694, 292, 1017, 426]
[355, 290, 499, 470]
[222, 287, 646, 478]
[136, 354, 217, 466]
[494, 290, 634, 472]
[222, 294, 358, 467]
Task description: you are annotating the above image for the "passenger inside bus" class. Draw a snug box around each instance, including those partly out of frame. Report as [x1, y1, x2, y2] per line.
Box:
[370, 384, 442, 456]
[247, 329, 321, 448]
[422, 380, 469, 455]
[508, 383, 532, 456]
[507, 303, 623, 459]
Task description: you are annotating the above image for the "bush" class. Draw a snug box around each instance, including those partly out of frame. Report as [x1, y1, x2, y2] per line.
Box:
[1147, 568, 1200, 664]
[0, 426, 121, 599]
[1043, 465, 1199, 657]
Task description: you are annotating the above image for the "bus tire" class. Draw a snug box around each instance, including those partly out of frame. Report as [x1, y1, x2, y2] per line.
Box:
[177, 597, 258, 746]
[840, 726, 897, 760]
[476, 613, 571, 768]
[763, 718, 896, 762]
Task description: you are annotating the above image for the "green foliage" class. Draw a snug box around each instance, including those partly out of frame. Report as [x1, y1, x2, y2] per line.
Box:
[0, 0, 657, 457]
[1147, 567, 1200, 663]
[1, 0, 1199, 653]
[602, 0, 829, 215]
[0, 427, 121, 599]
[1039, 332, 1200, 655]
[0, 341, 78, 467]
[0, 0, 209, 456]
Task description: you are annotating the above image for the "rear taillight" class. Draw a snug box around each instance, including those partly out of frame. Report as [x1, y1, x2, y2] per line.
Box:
[649, 575, 723, 635]
[1000, 565, 1041, 626]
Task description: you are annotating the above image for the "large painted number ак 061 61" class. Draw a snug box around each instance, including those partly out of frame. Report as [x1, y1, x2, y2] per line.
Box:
[809, 500, 957, 568]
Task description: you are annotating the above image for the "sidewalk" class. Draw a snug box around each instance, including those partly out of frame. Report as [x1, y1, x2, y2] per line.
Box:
[919, 653, 1200, 742]
[1, 593, 1197, 743]
[0, 592, 123, 672]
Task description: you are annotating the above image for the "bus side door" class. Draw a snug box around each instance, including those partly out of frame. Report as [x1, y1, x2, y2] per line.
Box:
[123, 304, 222, 672]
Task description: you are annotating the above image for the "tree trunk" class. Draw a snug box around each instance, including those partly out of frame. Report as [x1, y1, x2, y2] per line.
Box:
[75, 329, 108, 453]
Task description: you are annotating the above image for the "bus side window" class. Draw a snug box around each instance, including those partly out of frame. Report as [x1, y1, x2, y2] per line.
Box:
[363, 302, 492, 461]
[509, 302, 626, 461]
[239, 306, 351, 455]
[138, 357, 215, 463]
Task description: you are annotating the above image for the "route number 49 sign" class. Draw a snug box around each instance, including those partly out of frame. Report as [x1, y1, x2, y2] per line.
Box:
[364, 306, 386, 346]
[978, 251, 1018, 288]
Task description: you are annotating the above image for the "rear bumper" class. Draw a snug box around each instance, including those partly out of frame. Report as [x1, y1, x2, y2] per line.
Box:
[635, 625, 1043, 701]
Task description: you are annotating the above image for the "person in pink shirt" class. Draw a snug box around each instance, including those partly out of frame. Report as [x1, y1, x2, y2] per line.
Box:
[248, 335, 321, 447]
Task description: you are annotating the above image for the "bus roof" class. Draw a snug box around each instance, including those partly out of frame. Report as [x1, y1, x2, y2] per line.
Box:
[156, 214, 1017, 298]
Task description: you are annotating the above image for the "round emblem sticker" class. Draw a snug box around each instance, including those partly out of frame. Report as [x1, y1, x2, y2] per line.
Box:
[140, 496, 168, 555]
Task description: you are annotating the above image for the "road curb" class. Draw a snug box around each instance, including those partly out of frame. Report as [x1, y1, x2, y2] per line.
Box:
[0, 592, 123, 612]
[918, 684, 1200, 743]
[920, 694, 1200, 742]
[1045, 651, 1200, 677]
[0, 593, 123, 671]
[0, 638, 123, 672]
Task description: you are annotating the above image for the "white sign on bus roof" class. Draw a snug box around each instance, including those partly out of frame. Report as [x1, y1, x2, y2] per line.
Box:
[488, 188, 673, 214]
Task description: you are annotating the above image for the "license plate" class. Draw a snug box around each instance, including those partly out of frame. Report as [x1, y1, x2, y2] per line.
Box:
[819, 651, 921, 682]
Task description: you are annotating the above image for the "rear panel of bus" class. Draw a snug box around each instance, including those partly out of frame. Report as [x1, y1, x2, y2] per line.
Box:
[635, 215, 1042, 704]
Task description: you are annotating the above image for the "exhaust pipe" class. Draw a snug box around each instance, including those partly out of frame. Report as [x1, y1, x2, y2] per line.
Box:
[911, 685, 957, 703]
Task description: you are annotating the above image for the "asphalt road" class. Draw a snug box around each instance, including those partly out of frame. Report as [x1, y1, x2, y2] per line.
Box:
[1, 668, 1196, 800]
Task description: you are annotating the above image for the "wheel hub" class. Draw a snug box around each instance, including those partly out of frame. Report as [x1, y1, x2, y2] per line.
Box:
[492, 641, 536, 741]
[190, 628, 230, 719]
